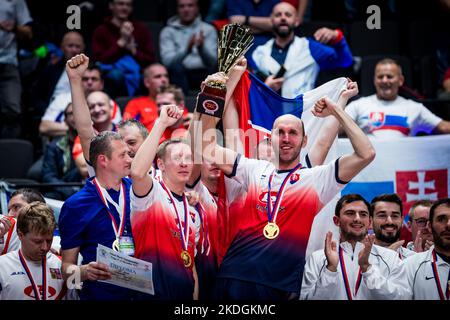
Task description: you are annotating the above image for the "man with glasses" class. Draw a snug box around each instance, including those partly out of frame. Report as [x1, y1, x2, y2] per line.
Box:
[406, 200, 434, 252]
[404, 198, 450, 299]
[371, 194, 415, 259]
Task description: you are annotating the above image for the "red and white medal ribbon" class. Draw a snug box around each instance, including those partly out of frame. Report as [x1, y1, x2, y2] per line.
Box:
[19, 250, 46, 300]
[339, 246, 362, 300]
[431, 249, 450, 300]
[160, 181, 190, 253]
[266, 163, 302, 225]
[92, 178, 126, 243]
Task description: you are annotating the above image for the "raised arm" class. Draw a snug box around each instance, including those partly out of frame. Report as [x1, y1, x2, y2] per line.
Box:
[66, 54, 95, 162]
[130, 105, 183, 196]
[312, 96, 375, 182]
[308, 79, 358, 166]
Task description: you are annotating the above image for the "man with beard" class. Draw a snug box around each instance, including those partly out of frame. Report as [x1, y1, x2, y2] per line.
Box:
[252, 2, 353, 98]
[405, 198, 450, 300]
[200, 91, 375, 299]
[371, 194, 415, 259]
[301, 194, 410, 300]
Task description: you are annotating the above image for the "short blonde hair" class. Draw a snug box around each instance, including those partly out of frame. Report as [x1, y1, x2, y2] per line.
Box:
[17, 202, 56, 235]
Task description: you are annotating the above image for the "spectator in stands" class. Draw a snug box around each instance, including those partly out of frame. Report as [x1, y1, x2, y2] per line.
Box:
[252, 2, 353, 98]
[370, 194, 415, 259]
[227, 0, 278, 64]
[0, 0, 32, 138]
[155, 85, 191, 143]
[160, 0, 217, 95]
[92, 0, 156, 97]
[39, 64, 122, 138]
[41, 103, 83, 200]
[31, 31, 85, 118]
[406, 200, 434, 252]
[346, 58, 450, 137]
[123, 63, 169, 131]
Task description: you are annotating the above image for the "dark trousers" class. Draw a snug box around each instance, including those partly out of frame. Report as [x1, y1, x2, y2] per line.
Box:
[0, 63, 22, 138]
[168, 64, 213, 95]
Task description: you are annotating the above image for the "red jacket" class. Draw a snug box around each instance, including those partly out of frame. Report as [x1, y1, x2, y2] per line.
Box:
[92, 17, 156, 67]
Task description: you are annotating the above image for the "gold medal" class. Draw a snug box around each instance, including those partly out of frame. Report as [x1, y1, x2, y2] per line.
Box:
[112, 238, 120, 252]
[263, 222, 280, 240]
[181, 250, 192, 268]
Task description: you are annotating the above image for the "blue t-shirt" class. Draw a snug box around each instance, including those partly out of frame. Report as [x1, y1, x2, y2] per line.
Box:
[59, 177, 135, 300]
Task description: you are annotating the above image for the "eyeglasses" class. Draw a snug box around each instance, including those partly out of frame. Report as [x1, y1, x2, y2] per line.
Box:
[413, 218, 428, 227]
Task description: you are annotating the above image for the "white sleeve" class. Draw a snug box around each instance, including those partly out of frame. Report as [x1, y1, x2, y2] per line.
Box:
[131, 175, 159, 214]
[301, 251, 340, 300]
[224, 176, 245, 204]
[42, 93, 71, 122]
[231, 154, 268, 192]
[344, 100, 359, 122]
[313, 159, 347, 207]
[412, 102, 442, 134]
[363, 256, 412, 300]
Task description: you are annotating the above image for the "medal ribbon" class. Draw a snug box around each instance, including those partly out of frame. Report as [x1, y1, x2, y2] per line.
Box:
[339, 246, 362, 300]
[1, 216, 16, 255]
[431, 249, 450, 300]
[19, 250, 46, 300]
[160, 181, 190, 252]
[92, 178, 126, 240]
[266, 163, 302, 224]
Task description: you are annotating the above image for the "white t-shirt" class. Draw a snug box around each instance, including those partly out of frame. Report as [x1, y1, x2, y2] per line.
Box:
[346, 94, 442, 138]
[0, 250, 76, 300]
[42, 92, 122, 124]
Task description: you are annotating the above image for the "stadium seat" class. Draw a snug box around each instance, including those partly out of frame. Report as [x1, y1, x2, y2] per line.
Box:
[143, 22, 164, 63]
[0, 139, 34, 179]
[359, 55, 412, 96]
[115, 96, 133, 113]
[349, 21, 400, 56]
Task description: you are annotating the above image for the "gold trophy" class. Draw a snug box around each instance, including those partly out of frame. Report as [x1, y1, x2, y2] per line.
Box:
[196, 23, 254, 118]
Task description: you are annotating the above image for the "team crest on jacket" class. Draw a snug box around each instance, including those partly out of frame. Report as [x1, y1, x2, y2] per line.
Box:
[290, 173, 300, 184]
[50, 268, 63, 279]
[369, 112, 385, 128]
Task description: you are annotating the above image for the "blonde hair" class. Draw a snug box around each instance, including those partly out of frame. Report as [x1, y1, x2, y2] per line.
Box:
[17, 202, 56, 235]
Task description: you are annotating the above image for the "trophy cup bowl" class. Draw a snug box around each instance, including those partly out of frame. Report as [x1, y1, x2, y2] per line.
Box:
[196, 24, 254, 118]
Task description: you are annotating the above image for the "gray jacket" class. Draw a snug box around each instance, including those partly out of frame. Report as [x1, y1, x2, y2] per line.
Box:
[160, 15, 217, 69]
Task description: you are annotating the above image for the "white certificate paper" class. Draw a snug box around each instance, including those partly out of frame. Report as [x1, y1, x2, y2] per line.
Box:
[96, 244, 154, 295]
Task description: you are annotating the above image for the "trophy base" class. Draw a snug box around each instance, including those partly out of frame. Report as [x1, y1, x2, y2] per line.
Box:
[196, 92, 225, 118]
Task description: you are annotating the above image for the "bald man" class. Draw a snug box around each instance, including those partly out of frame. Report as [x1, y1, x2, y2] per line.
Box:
[252, 2, 352, 98]
[32, 31, 85, 117]
[200, 96, 375, 300]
